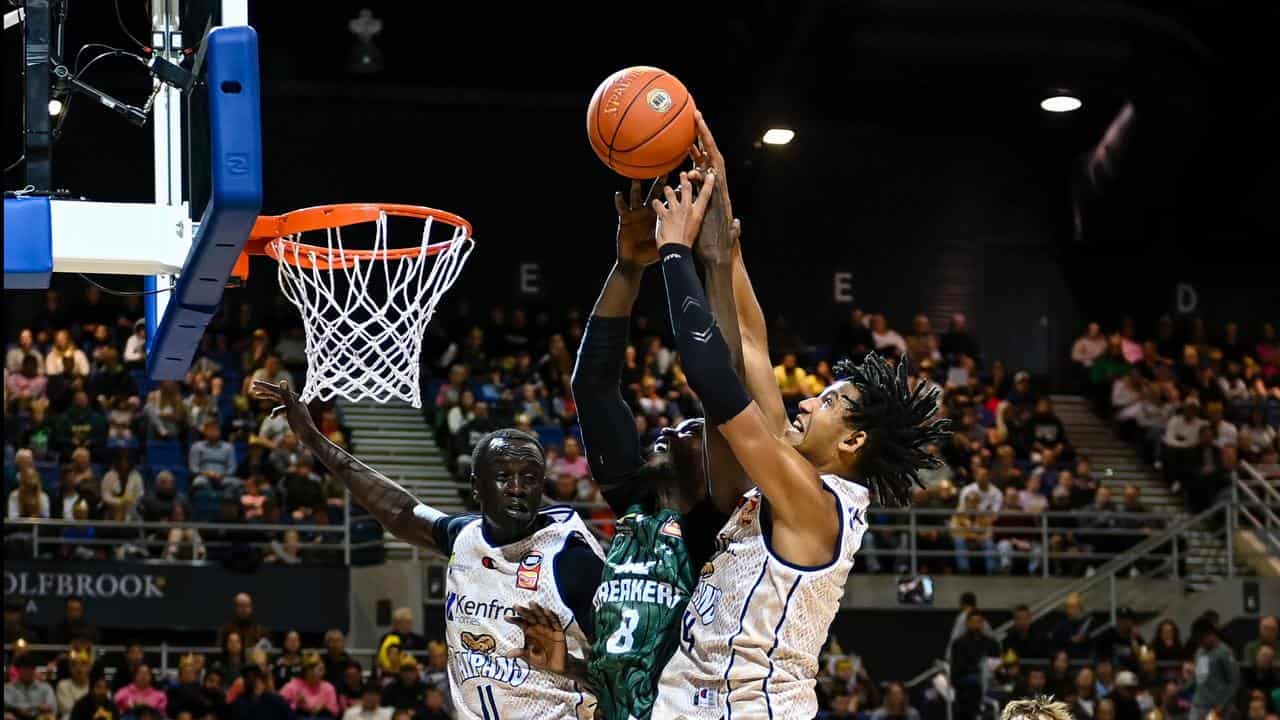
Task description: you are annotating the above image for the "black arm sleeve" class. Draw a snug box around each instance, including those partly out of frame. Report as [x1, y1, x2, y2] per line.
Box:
[430, 514, 476, 555]
[660, 245, 752, 425]
[571, 315, 648, 514]
[554, 535, 604, 642]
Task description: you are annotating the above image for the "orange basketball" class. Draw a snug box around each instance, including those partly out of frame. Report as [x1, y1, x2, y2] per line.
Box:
[587, 66, 696, 179]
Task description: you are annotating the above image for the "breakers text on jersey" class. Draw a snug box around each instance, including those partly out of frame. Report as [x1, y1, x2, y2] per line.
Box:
[593, 577, 683, 611]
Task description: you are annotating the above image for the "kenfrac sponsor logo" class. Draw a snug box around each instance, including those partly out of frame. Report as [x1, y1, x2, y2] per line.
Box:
[4, 570, 165, 599]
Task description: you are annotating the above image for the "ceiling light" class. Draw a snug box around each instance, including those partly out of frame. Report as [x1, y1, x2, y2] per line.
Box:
[762, 128, 795, 145]
[1040, 95, 1082, 113]
[48, 98, 64, 116]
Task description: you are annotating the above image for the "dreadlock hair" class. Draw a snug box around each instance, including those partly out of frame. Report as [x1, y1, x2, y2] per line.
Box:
[1000, 696, 1074, 720]
[831, 352, 952, 507]
[471, 428, 546, 478]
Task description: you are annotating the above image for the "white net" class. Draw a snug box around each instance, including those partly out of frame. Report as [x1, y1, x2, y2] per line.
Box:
[269, 211, 474, 408]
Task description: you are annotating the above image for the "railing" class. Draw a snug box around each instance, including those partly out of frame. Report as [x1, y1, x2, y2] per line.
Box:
[1237, 461, 1280, 556]
[2, 641, 390, 681]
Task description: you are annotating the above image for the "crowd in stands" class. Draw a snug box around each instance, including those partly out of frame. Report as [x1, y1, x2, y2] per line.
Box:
[1071, 316, 1280, 514]
[4, 594, 453, 720]
[3, 287, 353, 565]
[425, 305, 1189, 576]
[926, 592, 1280, 720]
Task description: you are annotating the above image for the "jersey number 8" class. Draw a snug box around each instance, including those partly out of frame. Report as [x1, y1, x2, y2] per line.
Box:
[605, 608, 640, 653]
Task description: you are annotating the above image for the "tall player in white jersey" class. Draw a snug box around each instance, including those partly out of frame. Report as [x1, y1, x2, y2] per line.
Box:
[645, 136, 951, 718]
[251, 381, 604, 720]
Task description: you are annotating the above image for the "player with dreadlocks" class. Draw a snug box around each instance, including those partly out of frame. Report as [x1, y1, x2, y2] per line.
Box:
[649, 164, 952, 719]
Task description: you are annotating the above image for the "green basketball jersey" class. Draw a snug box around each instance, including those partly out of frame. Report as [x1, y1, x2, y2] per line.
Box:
[589, 504, 695, 720]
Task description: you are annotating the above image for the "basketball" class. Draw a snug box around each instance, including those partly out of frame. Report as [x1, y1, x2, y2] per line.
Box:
[587, 66, 697, 179]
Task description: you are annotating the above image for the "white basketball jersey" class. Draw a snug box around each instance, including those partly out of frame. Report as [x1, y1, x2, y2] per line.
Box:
[654, 475, 870, 720]
[445, 505, 604, 720]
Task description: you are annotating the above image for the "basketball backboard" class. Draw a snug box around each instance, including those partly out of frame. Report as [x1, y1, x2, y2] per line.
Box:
[3, 1, 260, 382]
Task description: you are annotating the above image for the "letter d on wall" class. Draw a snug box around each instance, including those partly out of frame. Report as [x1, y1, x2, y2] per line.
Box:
[1175, 283, 1198, 315]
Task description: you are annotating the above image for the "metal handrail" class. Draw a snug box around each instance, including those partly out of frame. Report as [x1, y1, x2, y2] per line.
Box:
[1235, 462, 1280, 554]
[991, 499, 1231, 638]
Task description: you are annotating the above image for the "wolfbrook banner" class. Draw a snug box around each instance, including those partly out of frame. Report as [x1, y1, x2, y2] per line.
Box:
[5, 561, 349, 632]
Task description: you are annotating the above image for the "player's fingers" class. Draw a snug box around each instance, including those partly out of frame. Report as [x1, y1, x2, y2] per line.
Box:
[691, 173, 715, 221]
[271, 405, 286, 419]
[661, 184, 678, 208]
[695, 110, 719, 156]
[730, 217, 742, 240]
[629, 180, 644, 209]
[678, 172, 693, 208]
[614, 191, 627, 216]
[503, 648, 527, 660]
[529, 602, 560, 630]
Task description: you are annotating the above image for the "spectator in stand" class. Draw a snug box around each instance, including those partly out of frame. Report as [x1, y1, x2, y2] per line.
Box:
[1073, 322, 1108, 374]
[279, 654, 338, 720]
[1027, 398, 1072, 461]
[1245, 617, 1279, 669]
[342, 684, 389, 720]
[833, 308, 874, 362]
[1052, 593, 1095, 660]
[55, 654, 90, 719]
[906, 314, 942, 369]
[452, 402, 499, 481]
[549, 436, 591, 498]
[1149, 620, 1187, 668]
[422, 642, 448, 695]
[273, 632, 304, 689]
[165, 655, 211, 720]
[5, 653, 56, 717]
[1018, 474, 1048, 514]
[57, 394, 107, 460]
[951, 610, 1000, 718]
[941, 313, 981, 368]
[122, 321, 146, 370]
[219, 633, 245, 682]
[99, 452, 143, 521]
[516, 384, 548, 426]
[870, 314, 908, 361]
[379, 656, 425, 711]
[1095, 607, 1145, 671]
[773, 353, 811, 409]
[1243, 646, 1278, 713]
[50, 460, 84, 521]
[48, 599, 98, 646]
[190, 420, 239, 490]
[1187, 618, 1240, 720]
[1240, 409, 1278, 461]
[113, 666, 166, 719]
[236, 472, 274, 522]
[959, 465, 1003, 512]
[322, 631, 355, 687]
[994, 487, 1042, 575]
[377, 608, 427, 668]
[417, 687, 450, 720]
[219, 594, 270, 650]
[1004, 605, 1050, 661]
[185, 381, 220, 444]
[636, 376, 669, 419]
[231, 665, 290, 720]
[226, 649, 274, 704]
[281, 454, 323, 520]
[1163, 402, 1205, 486]
[45, 330, 90, 380]
[7, 357, 48, 412]
[243, 355, 294, 398]
[444, 390, 477, 437]
[334, 667, 364, 714]
[8, 466, 51, 520]
[7, 329, 44, 373]
[869, 681, 921, 720]
[144, 381, 188, 442]
[67, 677, 117, 720]
[951, 492, 996, 574]
[1204, 403, 1239, 450]
[1012, 667, 1050, 702]
[1113, 484, 1160, 554]
[1071, 666, 1100, 720]
[537, 334, 573, 396]
[1078, 486, 1118, 563]
[136, 470, 187, 524]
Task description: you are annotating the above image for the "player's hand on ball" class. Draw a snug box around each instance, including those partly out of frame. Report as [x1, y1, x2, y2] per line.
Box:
[249, 380, 318, 436]
[653, 171, 715, 249]
[615, 177, 666, 269]
[689, 111, 732, 222]
[505, 602, 568, 674]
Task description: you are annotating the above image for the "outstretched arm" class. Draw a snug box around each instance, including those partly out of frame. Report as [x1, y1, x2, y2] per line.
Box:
[572, 179, 665, 514]
[654, 173, 836, 564]
[251, 380, 446, 550]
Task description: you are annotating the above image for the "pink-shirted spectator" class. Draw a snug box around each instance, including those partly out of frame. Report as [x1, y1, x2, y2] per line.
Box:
[113, 666, 167, 717]
[279, 654, 339, 719]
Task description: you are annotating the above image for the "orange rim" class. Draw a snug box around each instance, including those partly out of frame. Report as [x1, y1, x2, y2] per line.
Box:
[243, 203, 473, 271]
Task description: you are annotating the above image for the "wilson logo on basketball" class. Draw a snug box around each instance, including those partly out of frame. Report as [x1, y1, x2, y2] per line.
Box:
[646, 88, 673, 113]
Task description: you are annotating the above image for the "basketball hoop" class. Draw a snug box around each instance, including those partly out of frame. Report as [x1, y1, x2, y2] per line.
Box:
[244, 203, 474, 408]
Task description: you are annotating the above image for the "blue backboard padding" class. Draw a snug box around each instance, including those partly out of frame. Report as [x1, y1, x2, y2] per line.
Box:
[148, 25, 262, 380]
[3, 196, 53, 289]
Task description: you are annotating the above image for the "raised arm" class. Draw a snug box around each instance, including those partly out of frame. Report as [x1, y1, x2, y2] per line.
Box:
[571, 179, 664, 513]
[250, 380, 445, 550]
[691, 112, 788, 437]
[654, 172, 836, 563]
